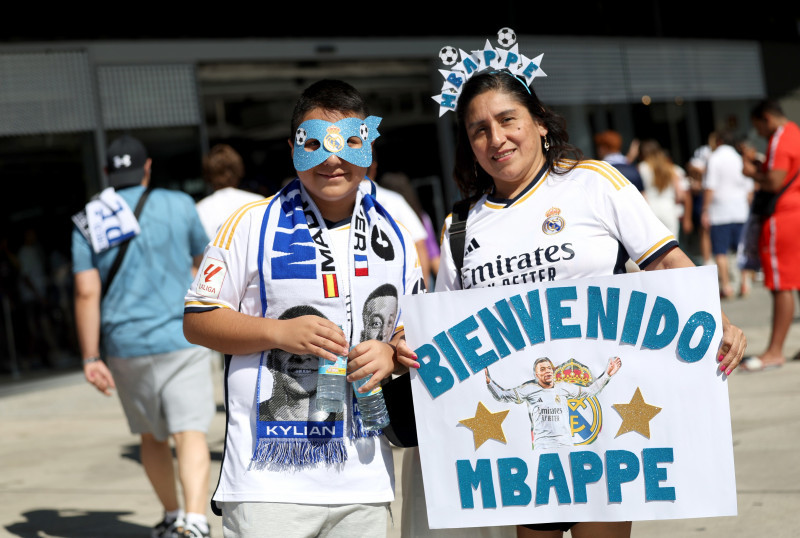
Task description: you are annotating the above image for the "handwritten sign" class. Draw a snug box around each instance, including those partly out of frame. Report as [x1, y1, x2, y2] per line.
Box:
[400, 266, 736, 528]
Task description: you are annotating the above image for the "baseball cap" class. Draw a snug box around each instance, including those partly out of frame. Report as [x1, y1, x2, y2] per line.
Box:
[106, 135, 148, 188]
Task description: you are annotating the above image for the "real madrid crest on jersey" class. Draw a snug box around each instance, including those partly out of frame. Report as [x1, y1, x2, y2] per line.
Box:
[542, 206, 565, 235]
[555, 358, 603, 446]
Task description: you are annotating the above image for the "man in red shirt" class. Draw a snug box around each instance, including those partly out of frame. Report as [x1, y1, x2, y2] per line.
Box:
[743, 99, 800, 370]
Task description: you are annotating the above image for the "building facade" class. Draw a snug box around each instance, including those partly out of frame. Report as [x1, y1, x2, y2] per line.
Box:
[0, 32, 794, 375]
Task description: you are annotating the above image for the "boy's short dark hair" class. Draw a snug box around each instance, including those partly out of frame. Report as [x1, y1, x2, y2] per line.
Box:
[290, 79, 370, 135]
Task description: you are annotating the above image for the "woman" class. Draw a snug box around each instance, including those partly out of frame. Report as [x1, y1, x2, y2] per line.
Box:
[637, 139, 691, 240]
[407, 70, 746, 538]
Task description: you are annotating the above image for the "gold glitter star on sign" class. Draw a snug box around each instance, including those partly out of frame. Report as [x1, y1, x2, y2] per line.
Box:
[612, 387, 662, 439]
[459, 401, 510, 449]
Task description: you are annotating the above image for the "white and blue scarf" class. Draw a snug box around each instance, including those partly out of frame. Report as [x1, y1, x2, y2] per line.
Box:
[71, 187, 141, 254]
[252, 178, 408, 468]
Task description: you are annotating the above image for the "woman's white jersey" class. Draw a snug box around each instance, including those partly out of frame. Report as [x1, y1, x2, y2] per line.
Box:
[436, 160, 678, 291]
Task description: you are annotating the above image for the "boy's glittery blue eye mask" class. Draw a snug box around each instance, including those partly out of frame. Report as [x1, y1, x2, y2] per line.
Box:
[292, 116, 382, 171]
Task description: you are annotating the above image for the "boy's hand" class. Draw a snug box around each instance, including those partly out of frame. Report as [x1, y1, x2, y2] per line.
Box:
[347, 340, 396, 393]
[272, 316, 348, 362]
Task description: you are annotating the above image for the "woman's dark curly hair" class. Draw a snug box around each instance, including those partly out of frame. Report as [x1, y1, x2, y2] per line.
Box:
[453, 71, 583, 198]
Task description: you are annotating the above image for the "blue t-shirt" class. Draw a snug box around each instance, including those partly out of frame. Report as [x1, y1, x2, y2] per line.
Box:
[72, 185, 209, 358]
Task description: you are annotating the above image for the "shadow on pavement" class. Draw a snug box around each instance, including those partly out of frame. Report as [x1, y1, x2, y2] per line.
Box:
[5, 508, 151, 537]
[119, 442, 223, 465]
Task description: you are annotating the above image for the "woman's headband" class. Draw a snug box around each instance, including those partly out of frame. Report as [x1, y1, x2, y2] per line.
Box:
[432, 27, 547, 117]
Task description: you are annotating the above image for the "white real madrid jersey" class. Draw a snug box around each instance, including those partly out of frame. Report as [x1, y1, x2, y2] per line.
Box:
[437, 161, 678, 291]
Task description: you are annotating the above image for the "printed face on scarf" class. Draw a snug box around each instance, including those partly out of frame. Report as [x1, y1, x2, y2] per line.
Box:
[269, 348, 318, 397]
[360, 289, 398, 342]
[291, 108, 376, 221]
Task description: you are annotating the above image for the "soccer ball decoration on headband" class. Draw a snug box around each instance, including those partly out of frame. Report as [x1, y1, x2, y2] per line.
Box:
[497, 27, 516, 47]
[439, 46, 459, 66]
[432, 27, 546, 117]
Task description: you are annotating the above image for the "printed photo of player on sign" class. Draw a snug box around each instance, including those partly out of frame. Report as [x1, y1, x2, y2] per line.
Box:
[485, 356, 622, 450]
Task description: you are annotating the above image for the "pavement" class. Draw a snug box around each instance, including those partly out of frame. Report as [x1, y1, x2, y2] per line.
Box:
[1, 277, 799, 538]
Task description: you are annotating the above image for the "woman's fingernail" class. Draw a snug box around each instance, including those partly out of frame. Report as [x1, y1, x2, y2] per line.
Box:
[726, 369, 732, 375]
[412, 361, 420, 369]
[718, 354, 724, 362]
[719, 363, 726, 371]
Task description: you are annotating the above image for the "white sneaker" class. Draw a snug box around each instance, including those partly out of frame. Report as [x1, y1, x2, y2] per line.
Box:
[172, 520, 210, 538]
[151, 517, 180, 538]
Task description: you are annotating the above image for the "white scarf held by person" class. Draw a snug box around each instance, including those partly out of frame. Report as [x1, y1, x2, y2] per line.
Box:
[72, 187, 141, 254]
[252, 178, 409, 468]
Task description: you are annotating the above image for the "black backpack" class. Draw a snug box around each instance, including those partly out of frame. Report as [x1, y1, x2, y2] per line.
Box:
[448, 198, 472, 289]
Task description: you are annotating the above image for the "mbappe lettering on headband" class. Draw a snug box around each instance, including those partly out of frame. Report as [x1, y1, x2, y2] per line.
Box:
[432, 27, 547, 117]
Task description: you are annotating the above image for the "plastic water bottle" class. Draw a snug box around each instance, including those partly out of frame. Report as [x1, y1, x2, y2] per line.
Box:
[353, 375, 390, 430]
[316, 347, 348, 413]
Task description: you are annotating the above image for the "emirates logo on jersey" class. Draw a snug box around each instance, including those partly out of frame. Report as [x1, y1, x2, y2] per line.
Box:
[542, 207, 565, 235]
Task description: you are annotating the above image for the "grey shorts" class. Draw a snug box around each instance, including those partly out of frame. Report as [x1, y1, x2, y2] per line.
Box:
[220, 501, 389, 538]
[108, 346, 215, 441]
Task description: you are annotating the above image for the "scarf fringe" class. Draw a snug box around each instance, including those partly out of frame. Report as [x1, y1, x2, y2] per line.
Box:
[251, 438, 347, 468]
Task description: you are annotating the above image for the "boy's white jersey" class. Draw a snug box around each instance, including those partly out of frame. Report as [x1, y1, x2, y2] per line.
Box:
[185, 184, 423, 508]
[436, 160, 678, 291]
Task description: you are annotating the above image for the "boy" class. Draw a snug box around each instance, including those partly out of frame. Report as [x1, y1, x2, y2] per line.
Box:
[184, 79, 423, 537]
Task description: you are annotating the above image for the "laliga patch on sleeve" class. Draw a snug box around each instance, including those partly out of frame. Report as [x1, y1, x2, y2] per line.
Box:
[197, 257, 227, 298]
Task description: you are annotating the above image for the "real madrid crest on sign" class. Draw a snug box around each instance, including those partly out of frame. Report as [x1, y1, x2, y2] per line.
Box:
[555, 358, 603, 446]
[323, 126, 345, 153]
[542, 206, 565, 235]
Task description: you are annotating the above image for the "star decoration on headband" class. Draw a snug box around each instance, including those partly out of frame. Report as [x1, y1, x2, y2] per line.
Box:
[432, 27, 547, 117]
